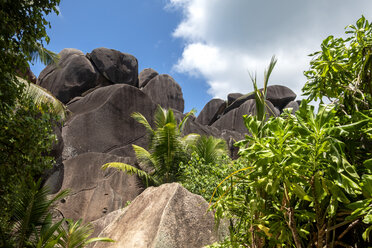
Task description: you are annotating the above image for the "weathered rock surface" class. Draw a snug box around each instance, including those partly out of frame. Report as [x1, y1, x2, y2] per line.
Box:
[196, 98, 226, 126]
[227, 93, 243, 106]
[55, 152, 143, 223]
[266, 85, 297, 110]
[62, 84, 156, 161]
[91, 183, 224, 248]
[138, 68, 158, 88]
[32, 46, 303, 248]
[37, 48, 105, 104]
[87, 47, 138, 87]
[223, 85, 296, 115]
[223, 92, 255, 115]
[213, 99, 278, 133]
[142, 74, 184, 112]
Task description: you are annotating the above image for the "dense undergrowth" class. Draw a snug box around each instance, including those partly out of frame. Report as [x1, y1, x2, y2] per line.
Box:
[204, 16, 372, 247]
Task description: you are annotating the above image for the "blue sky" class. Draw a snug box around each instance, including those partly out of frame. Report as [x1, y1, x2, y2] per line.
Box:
[31, 0, 372, 113]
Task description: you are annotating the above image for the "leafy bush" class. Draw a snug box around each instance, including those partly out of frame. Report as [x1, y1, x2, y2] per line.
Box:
[210, 17, 372, 247]
[179, 152, 234, 202]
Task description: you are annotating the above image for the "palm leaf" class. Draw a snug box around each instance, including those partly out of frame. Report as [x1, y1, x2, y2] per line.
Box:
[154, 105, 168, 128]
[131, 112, 154, 134]
[193, 136, 228, 164]
[179, 108, 196, 132]
[11, 181, 69, 247]
[27, 41, 59, 66]
[102, 162, 159, 186]
[57, 219, 113, 248]
[18, 76, 67, 120]
[132, 144, 156, 169]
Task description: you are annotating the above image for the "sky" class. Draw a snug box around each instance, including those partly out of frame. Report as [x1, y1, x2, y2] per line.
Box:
[30, 0, 372, 114]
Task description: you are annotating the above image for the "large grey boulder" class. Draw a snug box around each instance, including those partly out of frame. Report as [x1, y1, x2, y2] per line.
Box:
[266, 85, 297, 110]
[138, 68, 158, 88]
[37, 48, 106, 104]
[223, 92, 255, 115]
[213, 99, 279, 133]
[142, 74, 184, 113]
[54, 152, 143, 223]
[87, 47, 138, 87]
[62, 84, 156, 161]
[227, 93, 243, 106]
[91, 183, 225, 248]
[223, 85, 296, 115]
[196, 98, 226, 126]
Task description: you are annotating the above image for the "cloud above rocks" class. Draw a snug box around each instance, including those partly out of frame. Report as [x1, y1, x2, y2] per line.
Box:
[168, 0, 372, 99]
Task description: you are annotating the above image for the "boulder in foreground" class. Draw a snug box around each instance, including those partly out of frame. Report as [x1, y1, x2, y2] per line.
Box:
[91, 183, 225, 248]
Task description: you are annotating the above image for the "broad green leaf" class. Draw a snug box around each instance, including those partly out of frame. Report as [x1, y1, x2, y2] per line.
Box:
[362, 225, 372, 241]
[290, 182, 313, 202]
[361, 174, 372, 198]
[364, 158, 372, 170]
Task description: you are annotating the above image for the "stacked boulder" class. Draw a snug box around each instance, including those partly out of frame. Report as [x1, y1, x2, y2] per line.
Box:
[38, 48, 237, 247]
[196, 85, 298, 133]
[38, 47, 299, 247]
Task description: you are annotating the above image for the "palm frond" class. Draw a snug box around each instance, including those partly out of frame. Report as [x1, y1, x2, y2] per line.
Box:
[102, 162, 159, 186]
[193, 136, 228, 164]
[58, 219, 113, 248]
[154, 105, 168, 128]
[132, 144, 156, 168]
[11, 181, 69, 247]
[28, 42, 59, 66]
[131, 112, 154, 134]
[178, 108, 196, 132]
[18, 77, 67, 120]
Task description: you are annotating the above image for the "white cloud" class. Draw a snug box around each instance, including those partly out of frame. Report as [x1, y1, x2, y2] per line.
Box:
[168, 0, 372, 100]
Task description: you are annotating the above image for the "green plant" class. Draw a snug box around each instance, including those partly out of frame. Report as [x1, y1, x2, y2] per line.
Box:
[3, 180, 113, 248]
[210, 17, 372, 247]
[103, 106, 198, 186]
[179, 151, 233, 202]
[6, 180, 68, 248]
[57, 219, 113, 248]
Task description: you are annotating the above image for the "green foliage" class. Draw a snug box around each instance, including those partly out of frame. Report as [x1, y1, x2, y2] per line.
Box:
[249, 55, 278, 122]
[0, 93, 60, 239]
[57, 219, 114, 248]
[303, 15, 371, 114]
[5, 180, 68, 248]
[1, 181, 112, 248]
[188, 135, 229, 165]
[212, 103, 371, 247]
[0, 0, 61, 108]
[18, 77, 67, 120]
[179, 152, 233, 202]
[210, 17, 372, 247]
[103, 106, 198, 185]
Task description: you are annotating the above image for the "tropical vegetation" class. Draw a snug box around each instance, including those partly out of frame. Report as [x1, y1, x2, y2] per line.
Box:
[103, 105, 230, 189]
[208, 16, 372, 247]
[1, 1, 112, 247]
